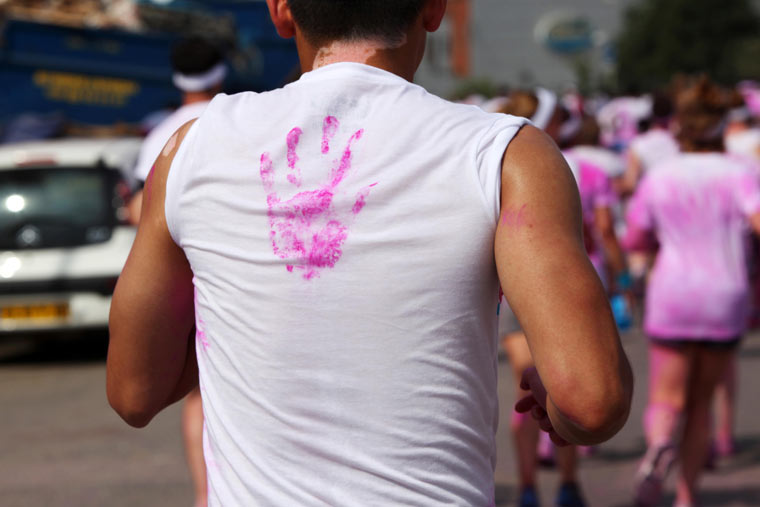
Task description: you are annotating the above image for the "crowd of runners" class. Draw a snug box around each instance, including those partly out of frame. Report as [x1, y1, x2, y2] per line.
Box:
[458, 78, 760, 506]
[106, 2, 759, 506]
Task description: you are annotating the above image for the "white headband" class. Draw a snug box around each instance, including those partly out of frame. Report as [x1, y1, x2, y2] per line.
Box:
[558, 113, 583, 143]
[532, 88, 558, 130]
[172, 62, 227, 92]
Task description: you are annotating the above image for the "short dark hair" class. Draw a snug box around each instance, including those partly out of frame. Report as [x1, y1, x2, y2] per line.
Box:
[170, 37, 223, 75]
[651, 91, 673, 121]
[287, 0, 426, 46]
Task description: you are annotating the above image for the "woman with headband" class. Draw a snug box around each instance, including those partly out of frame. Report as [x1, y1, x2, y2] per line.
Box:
[625, 77, 760, 507]
[130, 37, 227, 221]
[129, 37, 227, 507]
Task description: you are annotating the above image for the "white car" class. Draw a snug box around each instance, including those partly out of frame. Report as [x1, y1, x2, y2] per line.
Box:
[0, 138, 140, 334]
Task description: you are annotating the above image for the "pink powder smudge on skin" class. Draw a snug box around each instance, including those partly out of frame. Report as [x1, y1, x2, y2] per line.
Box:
[502, 204, 528, 227]
[322, 116, 339, 154]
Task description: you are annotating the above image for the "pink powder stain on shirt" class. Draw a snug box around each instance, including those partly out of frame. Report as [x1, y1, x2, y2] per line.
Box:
[202, 431, 219, 471]
[353, 183, 378, 215]
[566, 154, 618, 261]
[286, 127, 303, 186]
[193, 288, 210, 351]
[260, 153, 275, 199]
[321, 116, 339, 154]
[330, 129, 364, 187]
[259, 116, 375, 279]
[196, 324, 210, 351]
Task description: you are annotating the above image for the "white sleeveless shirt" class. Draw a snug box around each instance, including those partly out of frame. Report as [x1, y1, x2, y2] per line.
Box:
[166, 63, 527, 506]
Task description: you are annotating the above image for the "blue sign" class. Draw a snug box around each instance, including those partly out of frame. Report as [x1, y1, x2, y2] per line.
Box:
[535, 12, 595, 55]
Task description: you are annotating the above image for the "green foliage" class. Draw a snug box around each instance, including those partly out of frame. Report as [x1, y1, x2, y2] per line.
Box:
[615, 0, 760, 92]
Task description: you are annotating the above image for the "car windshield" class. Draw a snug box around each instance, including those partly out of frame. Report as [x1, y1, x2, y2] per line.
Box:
[0, 167, 114, 249]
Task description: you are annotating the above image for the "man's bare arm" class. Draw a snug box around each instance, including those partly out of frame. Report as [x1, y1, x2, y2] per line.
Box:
[107, 120, 198, 428]
[496, 125, 633, 446]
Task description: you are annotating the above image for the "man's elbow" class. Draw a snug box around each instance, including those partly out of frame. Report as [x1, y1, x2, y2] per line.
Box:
[574, 389, 632, 445]
[107, 382, 159, 428]
[555, 358, 634, 445]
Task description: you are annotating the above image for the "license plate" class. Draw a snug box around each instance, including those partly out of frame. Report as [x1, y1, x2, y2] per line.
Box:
[0, 303, 70, 321]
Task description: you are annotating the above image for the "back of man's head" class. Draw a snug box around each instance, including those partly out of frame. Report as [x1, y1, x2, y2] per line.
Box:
[287, 0, 426, 47]
[170, 37, 226, 94]
[171, 37, 223, 76]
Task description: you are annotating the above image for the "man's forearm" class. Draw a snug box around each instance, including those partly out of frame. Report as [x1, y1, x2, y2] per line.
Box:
[165, 330, 200, 407]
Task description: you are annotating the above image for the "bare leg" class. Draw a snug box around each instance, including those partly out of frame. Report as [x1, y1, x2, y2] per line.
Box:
[676, 346, 733, 506]
[634, 342, 689, 506]
[643, 343, 689, 446]
[503, 332, 540, 489]
[557, 445, 578, 484]
[713, 352, 737, 457]
[183, 387, 208, 507]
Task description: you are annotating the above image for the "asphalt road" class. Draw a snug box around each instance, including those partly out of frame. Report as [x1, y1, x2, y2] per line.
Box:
[1, 328, 759, 506]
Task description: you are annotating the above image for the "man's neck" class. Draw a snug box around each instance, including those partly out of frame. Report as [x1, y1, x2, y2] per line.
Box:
[182, 91, 213, 106]
[296, 32, 424, 82]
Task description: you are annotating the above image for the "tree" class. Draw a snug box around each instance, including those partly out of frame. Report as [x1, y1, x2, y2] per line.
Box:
[615, 0, 760, 92]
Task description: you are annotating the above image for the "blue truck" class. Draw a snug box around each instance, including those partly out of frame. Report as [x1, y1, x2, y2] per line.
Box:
[0, 0, 299, 128]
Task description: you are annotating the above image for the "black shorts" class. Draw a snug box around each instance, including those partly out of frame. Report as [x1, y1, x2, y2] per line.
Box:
[648, 336, 742, 351]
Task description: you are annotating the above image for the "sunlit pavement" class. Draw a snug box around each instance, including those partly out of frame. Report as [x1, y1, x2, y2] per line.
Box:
[0, 329, 758, 506]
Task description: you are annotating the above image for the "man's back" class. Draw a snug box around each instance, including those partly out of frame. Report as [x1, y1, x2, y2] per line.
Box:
[167, 62, 526, 505]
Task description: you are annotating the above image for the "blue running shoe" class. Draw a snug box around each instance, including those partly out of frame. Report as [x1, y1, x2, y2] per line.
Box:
[556, 482, 586, 507]
[519, 485, 540, 507]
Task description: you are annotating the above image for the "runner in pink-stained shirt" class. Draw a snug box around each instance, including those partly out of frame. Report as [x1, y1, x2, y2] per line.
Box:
[625, 77, 760, 507]
[563, 152, 624, 289]
[628, 153, 760, 338]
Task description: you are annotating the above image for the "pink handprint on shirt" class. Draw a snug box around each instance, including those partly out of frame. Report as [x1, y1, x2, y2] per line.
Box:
[259, 116, 376, 280]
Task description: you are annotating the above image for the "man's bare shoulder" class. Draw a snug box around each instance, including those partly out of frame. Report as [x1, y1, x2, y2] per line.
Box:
[501, 124, 577, 202]
[503, 125, 568, 175]
[141, 118, 198, 229]
[150, 119, 198, 183]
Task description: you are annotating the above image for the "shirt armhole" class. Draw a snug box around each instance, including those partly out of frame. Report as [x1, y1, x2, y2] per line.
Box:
[475, 115, 530, 224]
[164, 120, 201, 246]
